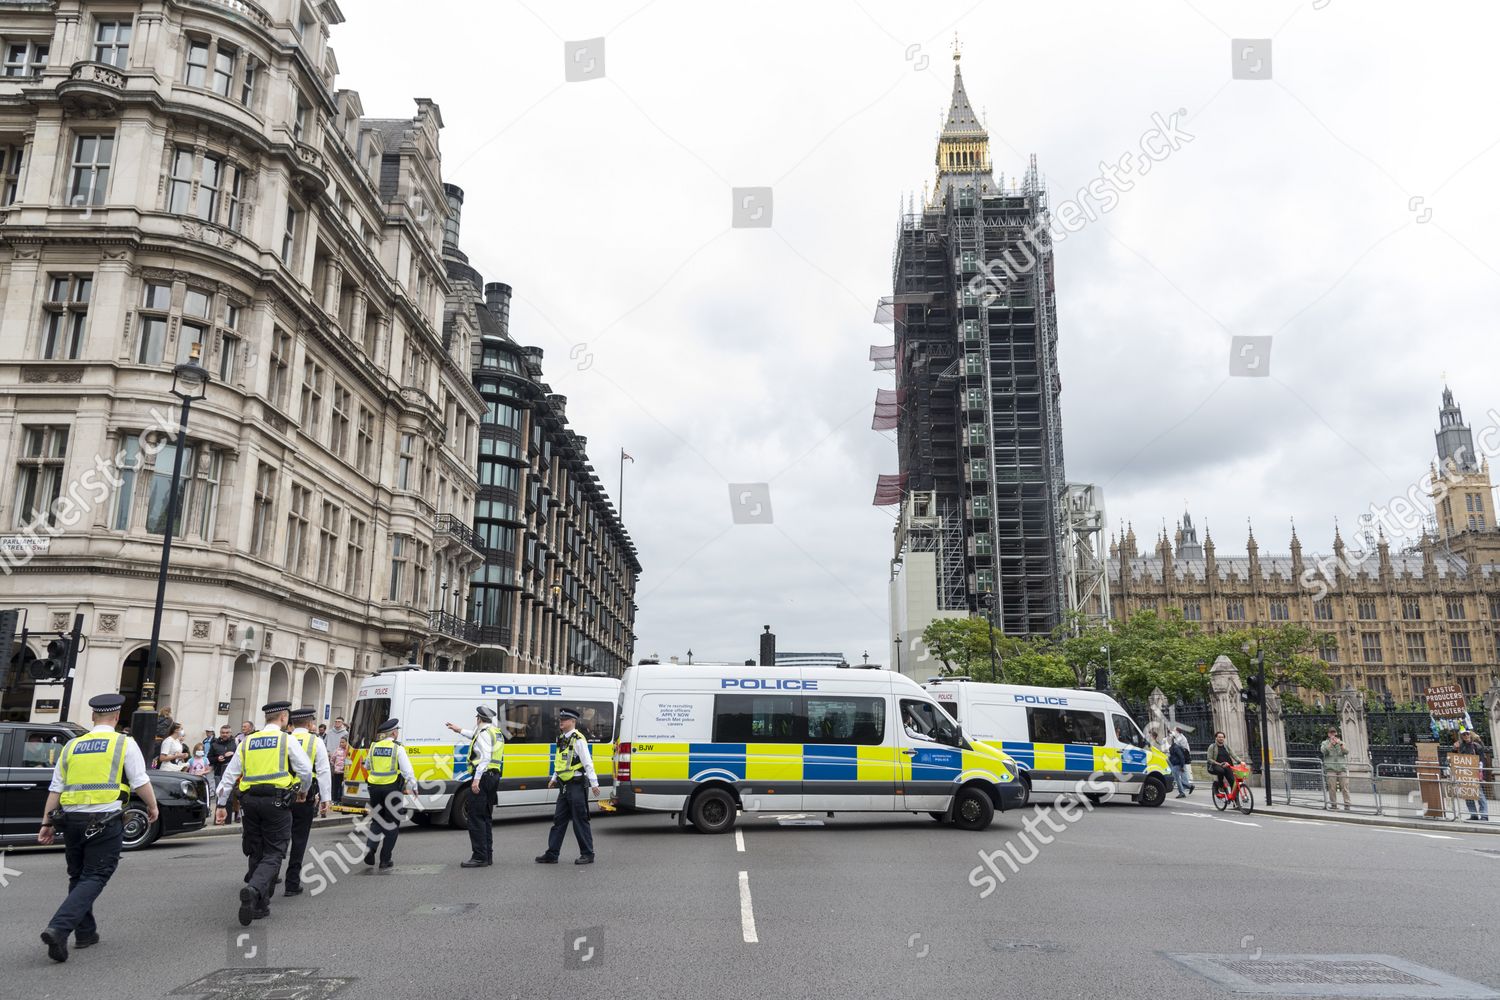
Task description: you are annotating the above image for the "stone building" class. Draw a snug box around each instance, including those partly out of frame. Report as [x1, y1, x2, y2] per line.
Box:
[439, 184, 640, 676]
[1107, 390, 1500, 703]
[0, 0, 483, 726]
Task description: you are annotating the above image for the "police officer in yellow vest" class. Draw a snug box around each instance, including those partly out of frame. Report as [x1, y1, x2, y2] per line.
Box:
[363, 717, 418, 869]
[37, 693, 158, 963]
[214, 700, 313, 926]
[281, 707, 331, 895]
[535, 708, 599, 865]
[446, 705, 504, 867]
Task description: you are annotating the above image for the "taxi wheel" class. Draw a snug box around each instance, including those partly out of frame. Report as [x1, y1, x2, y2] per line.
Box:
[688, 788, 737, 834]
[121, 804, 161, 851]
[951, 786, 994, 831]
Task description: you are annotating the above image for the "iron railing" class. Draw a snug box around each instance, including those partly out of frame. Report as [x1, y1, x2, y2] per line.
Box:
[427, 610, 478, 644]
[434, 513, 481, 553]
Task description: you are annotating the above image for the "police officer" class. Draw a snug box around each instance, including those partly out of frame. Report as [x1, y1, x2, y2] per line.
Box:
[446, 706, 504, 867]
[37, 693, 158, 962]
[281, 707, 331, 896]
[535, 708, 600, 866]
[215, 701, 313, 926]
[363, 718, 418, 869]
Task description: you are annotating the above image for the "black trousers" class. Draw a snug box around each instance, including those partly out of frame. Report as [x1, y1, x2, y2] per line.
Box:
[284, 797, 317, 888]
[47, 813, 123, 937]
[466, 770, 499, 861]
[364, 784, 404, 864]
[241, 794, 292, 903]
[543, 780, 594, 859]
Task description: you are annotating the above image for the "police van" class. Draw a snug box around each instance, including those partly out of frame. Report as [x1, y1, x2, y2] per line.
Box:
[924, 679, 1170, 807]
[613, 662, 1025, 833]
[342, 667, 620, 826]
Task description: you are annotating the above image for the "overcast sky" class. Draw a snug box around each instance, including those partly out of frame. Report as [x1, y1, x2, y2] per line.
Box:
[336, 1, 1500, 663]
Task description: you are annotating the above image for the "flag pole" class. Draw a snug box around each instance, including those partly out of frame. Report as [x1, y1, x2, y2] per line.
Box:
[619, 447, 626, 521]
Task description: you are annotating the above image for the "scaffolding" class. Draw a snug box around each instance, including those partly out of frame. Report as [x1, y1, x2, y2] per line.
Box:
[895, 490, 968, 611]
[1062, 482, 1111, 628]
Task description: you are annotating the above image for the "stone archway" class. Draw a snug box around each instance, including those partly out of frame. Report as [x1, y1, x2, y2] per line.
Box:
[268, 661, 290, 704]
[299, 666, 320, 713]
[330, 671, 349, 721]
[229, 654, 256, 728]
[119, 646, 176, 726]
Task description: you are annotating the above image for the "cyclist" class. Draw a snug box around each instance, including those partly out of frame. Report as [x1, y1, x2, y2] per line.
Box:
[1205, 730, 1243, 801]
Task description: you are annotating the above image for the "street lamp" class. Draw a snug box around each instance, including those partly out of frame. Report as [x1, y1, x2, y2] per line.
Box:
[132, 346, 211, 762]
[1098, 644, 1111, 691]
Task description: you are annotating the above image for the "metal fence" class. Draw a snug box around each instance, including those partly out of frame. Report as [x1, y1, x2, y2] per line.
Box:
[1265, 755, 1492, 821]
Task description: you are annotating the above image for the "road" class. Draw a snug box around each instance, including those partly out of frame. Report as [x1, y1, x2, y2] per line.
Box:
[1, 795, 1498, 1000]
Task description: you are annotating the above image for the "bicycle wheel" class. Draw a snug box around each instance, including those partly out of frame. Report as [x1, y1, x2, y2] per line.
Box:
[1213, 785, 1229, 811]
[1236, 784, 1254, 815]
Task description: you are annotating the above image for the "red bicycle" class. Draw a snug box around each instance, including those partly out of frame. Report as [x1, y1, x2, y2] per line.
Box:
[1212, 762, 1254, 814]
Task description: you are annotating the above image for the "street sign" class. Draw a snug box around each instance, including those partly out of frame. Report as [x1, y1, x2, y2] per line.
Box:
[1426, 684, 1467, 719]
[1450, 752, 1483, 801]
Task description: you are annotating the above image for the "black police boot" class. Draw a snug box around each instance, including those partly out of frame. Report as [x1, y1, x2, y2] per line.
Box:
[574, 855, 595, 865]
[237, 886, 258, 927]
[534, 854, 558, 864]
[74, 932, 100, 948]
[378, 859, 394, 870]
[40, 927, 68, 963]
[363, 849, 375, 866]
[460, 857, 490, 868]
[283, 883, 303, 896]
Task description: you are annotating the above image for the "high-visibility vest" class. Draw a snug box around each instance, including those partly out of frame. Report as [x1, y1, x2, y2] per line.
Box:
[294, 731, 319, 796]
[366, 739, 400, 786]
[58, 730, 129, 806]
[237, 729, 298, 790]
[553, 731, 585, 782]
[468, 725, 504, 773]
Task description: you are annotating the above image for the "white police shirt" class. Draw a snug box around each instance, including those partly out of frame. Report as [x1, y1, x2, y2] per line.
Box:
[214, 728, 314, 806]
[47, 724, 151, 815]
[291, 726, 333, 801]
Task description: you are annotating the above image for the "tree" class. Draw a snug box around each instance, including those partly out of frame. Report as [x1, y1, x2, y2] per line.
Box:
[920, 618, 998, 681]
[1216, 624, 1336, 696]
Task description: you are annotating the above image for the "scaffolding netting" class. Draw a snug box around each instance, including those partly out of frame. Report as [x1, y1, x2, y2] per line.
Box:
[872, 473, 907, 505]
[870, 344, 895, 371]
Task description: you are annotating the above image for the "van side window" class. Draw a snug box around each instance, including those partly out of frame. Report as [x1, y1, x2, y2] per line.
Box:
[500, 700, 615, 744]
[1027, 707, 1106, 746]
[899, 700, 964, 748]
[714, 694, 799, 743]
[1112, 713, 1143, 747]
[804, 697, 885, 746]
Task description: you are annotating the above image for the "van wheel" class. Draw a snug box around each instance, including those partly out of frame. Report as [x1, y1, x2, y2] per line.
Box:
[1015, 773, 1032, 807]
[951, 786, 994, 831]
[447, 787, 470, 829]
[1139, 777, 1167, 808]
[688, 788, 737, 834]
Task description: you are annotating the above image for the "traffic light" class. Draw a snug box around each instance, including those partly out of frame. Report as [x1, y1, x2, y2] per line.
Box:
[1244, 674, 1265, 706]
[28, 637, 70, 682]
[0, 608, 18, 689]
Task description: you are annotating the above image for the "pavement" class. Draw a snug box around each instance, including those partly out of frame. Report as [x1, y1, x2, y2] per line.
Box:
[1, 796, 1498, 1000]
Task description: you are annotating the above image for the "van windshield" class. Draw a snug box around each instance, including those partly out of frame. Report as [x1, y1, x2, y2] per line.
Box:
[900, 699, 968, 749]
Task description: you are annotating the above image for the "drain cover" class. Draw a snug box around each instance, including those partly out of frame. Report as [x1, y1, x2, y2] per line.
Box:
[408, 903, 477, 915]
[1167, 954, 1499, 998]
[171, 968, 354, 999]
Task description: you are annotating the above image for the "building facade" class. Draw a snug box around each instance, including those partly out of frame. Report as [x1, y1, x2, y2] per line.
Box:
[0, 0, 484, 726]
[888, 48, 1071, 674]
[1107, 391, 1500, 703]
[440, 185, 640, 677]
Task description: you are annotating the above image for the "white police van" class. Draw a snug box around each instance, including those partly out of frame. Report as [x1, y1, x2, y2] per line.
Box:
[924, 679, 1171, 807]
[342, 667, 620, 826]
[613, 662, 1025, 833]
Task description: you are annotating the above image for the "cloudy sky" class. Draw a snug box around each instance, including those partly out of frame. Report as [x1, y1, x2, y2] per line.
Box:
[336, 1, 1500, 663]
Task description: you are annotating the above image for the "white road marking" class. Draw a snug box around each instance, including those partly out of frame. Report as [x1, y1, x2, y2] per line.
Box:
[735, 829, 745, 853]
[738, 870, 758, 944]
[1284, 820, 1328, 826]
[1377, 829, 1455, 840]
[1172, 811, 1258, 828]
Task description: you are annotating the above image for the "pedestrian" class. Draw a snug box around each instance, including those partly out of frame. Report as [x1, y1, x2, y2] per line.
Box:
[330, 737, 348, 806]
[236, 720, 253, 744]
[187, 745, 213, 783]
[1167, 727, 1194, 797]
[158, 722, 189, 772]
[209, 725, 237, 823]
[214, 701, 313, 926]
[1320, 726, 1353, 811]
[156, 707, 174, 739]
[535, 708, 600, 866]
[446, 706, 504, 868]
[1454, 730, 1490, 822]
[362, 718, 418, 870]
[1204, 730, 1243, 803]
[37, 693, 160, 963]
[281, 707, 332, 896]
[327, 716, 350, 755]
[316, 723, 328, 743]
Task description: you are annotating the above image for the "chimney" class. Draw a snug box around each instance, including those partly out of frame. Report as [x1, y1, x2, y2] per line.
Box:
[546, 394, 567, 419]
[442, 183, 464, 253]
[759, 625, 776, 667]
[483, 282, 512, 338]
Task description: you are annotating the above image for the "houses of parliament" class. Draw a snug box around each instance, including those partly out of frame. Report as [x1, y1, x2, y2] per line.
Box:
[1107, 388, 1500, 703]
